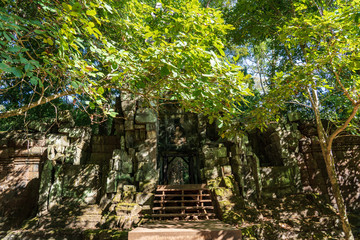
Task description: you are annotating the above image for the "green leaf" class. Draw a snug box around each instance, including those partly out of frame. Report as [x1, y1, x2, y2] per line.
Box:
[25, 63, 34, 72]
[0, 63, 12, 72]
[97, 86, 104, 95]
[47, 38, 54, 46]
[3, 32, 12, 41]
[160, 66, 170, 76]
[89, 102, 96, 109]
[10, 67, 22, 77]
[30, 76, 39, 85]
[62, 3, 72, 11]
[86, 9, 97, 16]
[8, 46, 21, 52]
[71, 81, 79, 89]
[34, 30, 43, 34]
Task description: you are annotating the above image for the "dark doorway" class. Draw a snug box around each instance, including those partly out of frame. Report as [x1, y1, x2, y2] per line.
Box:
[158, 152, 200, 185]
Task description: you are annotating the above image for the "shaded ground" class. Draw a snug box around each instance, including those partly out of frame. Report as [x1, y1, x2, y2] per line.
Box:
[231, 193, 360, 239]
[0, 229, 128, 240]
[0, 193, 359, 239]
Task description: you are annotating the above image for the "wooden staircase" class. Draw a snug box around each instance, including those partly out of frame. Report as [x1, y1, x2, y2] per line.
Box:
[151, 184, 216, 220]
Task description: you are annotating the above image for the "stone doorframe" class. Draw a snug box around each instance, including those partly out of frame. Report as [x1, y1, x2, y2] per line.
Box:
[158, 150, 201, 185]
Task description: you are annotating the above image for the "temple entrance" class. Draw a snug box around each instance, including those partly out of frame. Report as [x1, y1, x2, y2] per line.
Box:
[158, 151, 200, 185]
[167, 157, 189, 185]
[157, 103, 202, 185]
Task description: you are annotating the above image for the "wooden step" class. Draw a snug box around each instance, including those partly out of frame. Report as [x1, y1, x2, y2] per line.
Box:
[151, 213, 216, 218]
[149, 184, 216, 221]
[153, 206, 214, 210]
[154, 194, 211, 198]
[153, 199, 212, 203]
[156, 184, 208, 191]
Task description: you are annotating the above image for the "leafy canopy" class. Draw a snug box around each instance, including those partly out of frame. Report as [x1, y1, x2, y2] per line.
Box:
[0, 0, 251, 129]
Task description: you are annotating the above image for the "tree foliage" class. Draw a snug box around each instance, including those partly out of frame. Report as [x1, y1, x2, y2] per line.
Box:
[0, 0, 251, 129]
[236, 1, 359, 238]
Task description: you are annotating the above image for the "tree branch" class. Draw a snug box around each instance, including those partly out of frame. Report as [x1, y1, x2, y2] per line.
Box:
[332, 70, 356, 105]
[0, 90, 76, 119]
[286, 100, 312, 109]
[327, 102, 360, 152]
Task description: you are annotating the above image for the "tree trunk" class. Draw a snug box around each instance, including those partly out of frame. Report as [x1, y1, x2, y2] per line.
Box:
[323, 150, 354, 240]
[312, 98, 354, 240]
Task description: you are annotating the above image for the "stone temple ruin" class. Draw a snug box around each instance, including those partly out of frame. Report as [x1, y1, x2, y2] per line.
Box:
[0, 93, 359, 238]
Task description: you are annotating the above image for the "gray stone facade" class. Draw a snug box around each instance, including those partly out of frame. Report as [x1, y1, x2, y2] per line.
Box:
[0, 102, 359, 231]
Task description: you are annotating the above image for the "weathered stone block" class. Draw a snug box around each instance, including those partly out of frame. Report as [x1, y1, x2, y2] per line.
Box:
[125, 120, 134, 131]
[147, 130, 157, 139]
[46, 134, 69, 147]
[121, 136, 125, 150]
[121, 99, 136, 114]
[202, 145, 214, 159]
[136, 148, 150, 162]
[69, 127, 91, 139]
[113, 192, 122, 202]
[140, 130, 146, 140]
[110, 158, 119, 171]
[123, 184, 136, 193]
[113, 149, 130, 161]
[215, 145, 227, 158]
[146, 123, 156, 131]
[83, 189, 97, 204]
[134, 124, 145, 129]
[123, 185, 136, 202]
[28, 120, 53, 132]
[121, 161, 133, 174]
[204, 159, 215, 169]
[107, 170, 117, 193]
[205, 167, 218, 179]
[47, 145, 66, 162]
[125, 131, 135, 148]
[135, 165, 158, 182]
[48, 165, 63, 210]
[135, 192, 153, 205]
[139, 180, 157, 193]
[38, 160, 53, 215]
[222, 165, 232, 176]
[135, 108, 157, 123]
[216, 157, 229, 166]
[117, 174, 133, 184]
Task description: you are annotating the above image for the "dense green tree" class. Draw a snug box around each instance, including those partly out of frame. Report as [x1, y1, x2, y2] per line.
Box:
[0, 0, 251, 128]
[242, 1, 359, 238]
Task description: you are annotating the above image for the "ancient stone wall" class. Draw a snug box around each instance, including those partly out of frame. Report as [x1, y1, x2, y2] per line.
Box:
[0, 95, 160, 230]
[0, 131, 45, 229]
[0, 104, 359, 230]
[297, 123, 360, 213]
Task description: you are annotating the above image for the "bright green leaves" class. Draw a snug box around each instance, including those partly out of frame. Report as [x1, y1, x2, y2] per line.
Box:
[249, 0, 360, 129]
[0, 63, 12, 73]
[0, 0, 250, 128]
[0, 0, 117, 120]
[0, 62, 22, 78]
[62, 3, 72, 12]
[115, 0, 250, 129]
[97, 87, 105, 95]
[86, 9, 97, 17]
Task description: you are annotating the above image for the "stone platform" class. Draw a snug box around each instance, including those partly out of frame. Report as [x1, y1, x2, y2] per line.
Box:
[128, 220, 242, 240]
